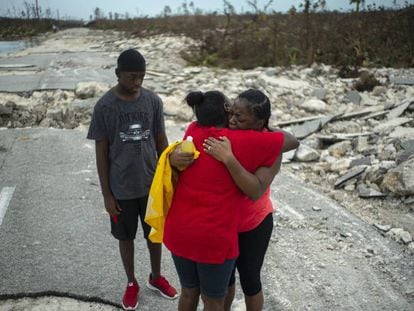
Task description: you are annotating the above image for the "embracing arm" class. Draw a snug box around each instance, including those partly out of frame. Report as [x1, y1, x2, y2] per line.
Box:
[204, 136, 282, 200]
[169, 146, 194, 171]
[279, 130, 299, 152]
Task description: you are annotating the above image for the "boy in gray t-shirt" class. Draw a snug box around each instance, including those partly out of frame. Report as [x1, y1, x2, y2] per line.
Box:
[87, 49, 178, 310]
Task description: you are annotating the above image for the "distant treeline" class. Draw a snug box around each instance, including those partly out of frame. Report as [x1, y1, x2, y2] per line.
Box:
[89, 5, 414, 70]
[1, 5, 413, 71]
[0, 18, 82, 39]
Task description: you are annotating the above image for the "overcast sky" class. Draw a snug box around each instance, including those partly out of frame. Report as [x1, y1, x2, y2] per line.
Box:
[0, 0, 410, 20]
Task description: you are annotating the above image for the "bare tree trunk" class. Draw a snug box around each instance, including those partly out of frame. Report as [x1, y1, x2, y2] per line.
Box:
[35, 0, 40, 19]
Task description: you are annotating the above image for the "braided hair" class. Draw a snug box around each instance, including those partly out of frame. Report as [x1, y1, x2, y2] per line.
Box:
[237, 89, 271, 130]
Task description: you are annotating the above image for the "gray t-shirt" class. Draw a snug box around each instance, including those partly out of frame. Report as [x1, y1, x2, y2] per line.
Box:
[87, 87, 166, 200]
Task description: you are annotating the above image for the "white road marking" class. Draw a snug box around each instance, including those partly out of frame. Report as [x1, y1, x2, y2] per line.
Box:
[0, 186, 15, 227]
[274, 199, 305, 220]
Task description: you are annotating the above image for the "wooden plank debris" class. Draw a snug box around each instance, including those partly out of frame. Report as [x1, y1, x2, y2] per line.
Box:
[317, 132, 373, 143]
[387, 98, 414, 119]
[333, 109, 374, 121]
[146, 69, 169, 77]
[290, 115, 335, 139]
[360, 111, 388, 120]
[273, 115, 327, 127]
[0, 64, 37, 71]
[334, 166, 367, 189]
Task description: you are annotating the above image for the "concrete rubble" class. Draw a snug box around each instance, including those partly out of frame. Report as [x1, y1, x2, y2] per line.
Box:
[0, 29, 413, 253]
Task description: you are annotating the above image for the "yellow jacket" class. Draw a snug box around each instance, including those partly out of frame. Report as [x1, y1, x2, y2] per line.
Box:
[145, 141, 199, 243]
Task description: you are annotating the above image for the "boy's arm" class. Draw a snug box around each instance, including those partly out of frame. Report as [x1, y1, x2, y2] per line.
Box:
[155, 132, 169, 157]
[95, 139, 120, 216]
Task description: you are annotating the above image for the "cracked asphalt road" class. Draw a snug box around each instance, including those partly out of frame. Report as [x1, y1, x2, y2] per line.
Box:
[0, 127, 413, 310]
[0, 28, 413, 310]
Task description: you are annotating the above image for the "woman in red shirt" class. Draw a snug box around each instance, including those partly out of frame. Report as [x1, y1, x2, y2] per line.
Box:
[203, 89, 299, 311]
[164, 90, 286, 311]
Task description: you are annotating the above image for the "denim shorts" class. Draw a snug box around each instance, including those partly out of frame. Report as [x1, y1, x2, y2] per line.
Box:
[172, 254, 236, 298]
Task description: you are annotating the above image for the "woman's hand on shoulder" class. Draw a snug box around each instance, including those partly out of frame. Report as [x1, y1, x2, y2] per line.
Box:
[203, 136, 234, 164]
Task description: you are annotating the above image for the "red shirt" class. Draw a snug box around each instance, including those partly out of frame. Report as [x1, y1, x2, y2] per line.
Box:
[239, 129, 276, 232]
[239, 188, 273, 232]
[163, 122, 284, 264]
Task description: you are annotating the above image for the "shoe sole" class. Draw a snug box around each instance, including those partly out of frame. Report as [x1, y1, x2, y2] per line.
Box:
[122, 301, 139, 310]
[146, 282, 179, 300]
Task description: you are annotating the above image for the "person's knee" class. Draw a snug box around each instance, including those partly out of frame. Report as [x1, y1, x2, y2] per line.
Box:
[119, 239, 134, 243]
[146, 239, 161, 248]
[242, 283, 262, 296]
[119, 239, 134, 248]
[224, 284, 235, 311]
[180, 287, 200, 310]
[240, 275, 262, 296]
[201, 294, 225, 311]
[182, 286, 200, 299]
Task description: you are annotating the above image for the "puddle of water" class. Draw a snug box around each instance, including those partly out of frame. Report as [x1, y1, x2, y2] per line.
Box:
[0, 39, 39, 54]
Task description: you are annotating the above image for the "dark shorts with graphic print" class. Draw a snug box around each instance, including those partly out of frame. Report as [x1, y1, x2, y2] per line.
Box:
[110, 196, 151, 241]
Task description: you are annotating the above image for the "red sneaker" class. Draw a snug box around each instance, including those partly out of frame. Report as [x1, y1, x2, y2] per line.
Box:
[122, 281, 139, 310]
[146, 274, 179, 299]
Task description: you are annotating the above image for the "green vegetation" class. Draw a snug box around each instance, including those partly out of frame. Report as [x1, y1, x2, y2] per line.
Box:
[0, 18, 82, 39]
[1, 0, 413, 71]
[89, 4, 414, 70]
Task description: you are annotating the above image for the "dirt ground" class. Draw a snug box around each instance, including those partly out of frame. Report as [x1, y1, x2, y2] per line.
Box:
[0, 28, 413, 311]
[297, 163, 414, 240]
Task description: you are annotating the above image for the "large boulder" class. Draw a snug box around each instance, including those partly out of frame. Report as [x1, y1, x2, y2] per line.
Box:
[381, 157, 414, 196]
[75, 82, 110, 99]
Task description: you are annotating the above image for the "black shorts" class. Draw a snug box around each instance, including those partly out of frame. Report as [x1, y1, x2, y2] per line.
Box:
[110, 196, 151, 241]
[229, 213, 273, 296]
